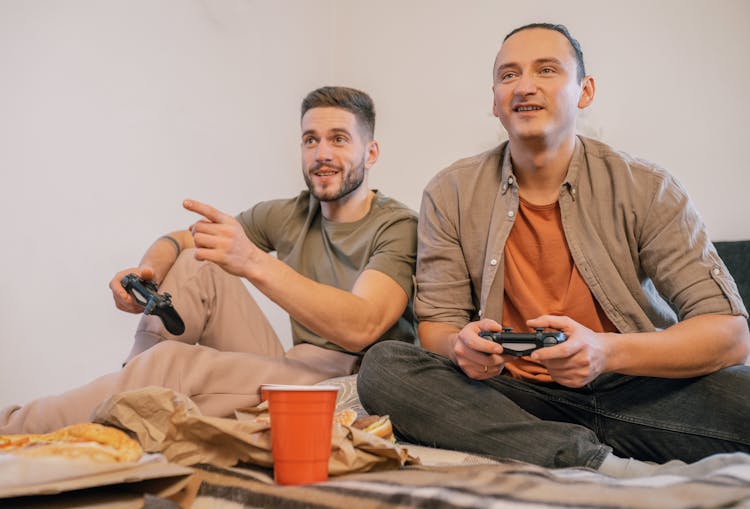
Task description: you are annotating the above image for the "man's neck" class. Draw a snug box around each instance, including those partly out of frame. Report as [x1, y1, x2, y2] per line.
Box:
[509, 134, 576, 205]
[320, 187, 375, 223]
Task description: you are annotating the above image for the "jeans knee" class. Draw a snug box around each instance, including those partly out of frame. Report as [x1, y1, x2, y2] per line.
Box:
[360, 341, 414, 378]
[358, 341, 421, 411]
[359, 342, 387, 394]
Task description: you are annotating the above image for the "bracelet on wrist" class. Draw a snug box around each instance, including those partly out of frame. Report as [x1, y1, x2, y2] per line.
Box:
[159, 235, 181, 256]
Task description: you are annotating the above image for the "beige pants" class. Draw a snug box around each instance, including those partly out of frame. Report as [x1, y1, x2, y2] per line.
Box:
[0, 250, 359, 434]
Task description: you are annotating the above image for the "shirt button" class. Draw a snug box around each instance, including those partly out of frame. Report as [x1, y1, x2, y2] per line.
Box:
[478, 309, 483, 317]
[507, 211, 515, 218]
[490, 259, 498, 266]
[713, 267, 721, 275]
[508, 176, 514, 185]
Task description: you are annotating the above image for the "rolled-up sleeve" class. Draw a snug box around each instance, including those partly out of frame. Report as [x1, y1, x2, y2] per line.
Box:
[637, 170, 747, 320]
[415, 177, 475, 328]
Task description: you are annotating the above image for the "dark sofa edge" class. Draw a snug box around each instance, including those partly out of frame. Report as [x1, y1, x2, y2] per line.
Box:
[713, 240, 749, 325]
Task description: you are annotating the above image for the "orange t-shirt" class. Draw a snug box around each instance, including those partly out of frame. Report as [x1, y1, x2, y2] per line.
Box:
[502, 197, 617, 382]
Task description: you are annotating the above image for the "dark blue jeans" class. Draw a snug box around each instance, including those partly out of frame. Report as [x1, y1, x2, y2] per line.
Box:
[357, 341, 750, 469]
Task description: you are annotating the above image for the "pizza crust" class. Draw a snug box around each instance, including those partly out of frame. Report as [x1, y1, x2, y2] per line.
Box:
[0, 423, 142, 463]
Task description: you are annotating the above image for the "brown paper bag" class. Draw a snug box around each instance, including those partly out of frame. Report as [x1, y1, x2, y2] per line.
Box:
[93, 386, 416, 475]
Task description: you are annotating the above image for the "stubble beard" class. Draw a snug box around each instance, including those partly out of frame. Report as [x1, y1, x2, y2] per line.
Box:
[304, 157, 367, 202]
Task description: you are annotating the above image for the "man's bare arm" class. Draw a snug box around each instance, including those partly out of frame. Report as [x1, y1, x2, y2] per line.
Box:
[419, 321, 461, 361]
[251, 261, 407, 352]
[186, 199, 409, 352]
[419, 319, 506, 379]
[600, 314, 749, 377]
[529, 313, 750, 387]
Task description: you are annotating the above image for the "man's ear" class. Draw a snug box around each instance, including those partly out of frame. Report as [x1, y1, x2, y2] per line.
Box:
[491, 85, 501, 118]
[578, 76, 596, 109]
[365, 140, 380, 169]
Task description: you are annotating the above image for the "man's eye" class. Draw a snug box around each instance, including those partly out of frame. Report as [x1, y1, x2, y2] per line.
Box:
[501, 72, 517, 81]
[334, 136, 347, 143]
[303, 137, 318, 145]
[540, 67, 555, 74]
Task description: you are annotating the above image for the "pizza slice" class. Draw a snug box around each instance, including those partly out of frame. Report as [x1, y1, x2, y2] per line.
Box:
[0, 422, 143, 463]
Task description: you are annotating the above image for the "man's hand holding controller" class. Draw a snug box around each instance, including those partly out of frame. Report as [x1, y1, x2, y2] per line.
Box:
[525, 315, 612, 388]
[458, 318, 570, 381]
[470, 314, 612, 388]
[453, 319, 510, 380]
[119, 273, 185, 336]
[109, 266, 159, 314]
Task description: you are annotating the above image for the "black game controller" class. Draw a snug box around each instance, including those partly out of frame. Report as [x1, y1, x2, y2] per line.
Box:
[120, 273, 185, 335]
[479, 328, 566, 356]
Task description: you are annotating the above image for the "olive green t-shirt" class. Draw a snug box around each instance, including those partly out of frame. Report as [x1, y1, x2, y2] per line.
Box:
[236, 190, 417, 353]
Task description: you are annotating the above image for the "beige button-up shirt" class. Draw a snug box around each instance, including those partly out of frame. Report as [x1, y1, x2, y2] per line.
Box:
[415, 136, 747, 333]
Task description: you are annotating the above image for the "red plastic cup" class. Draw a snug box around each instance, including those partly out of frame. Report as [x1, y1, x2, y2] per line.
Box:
[265, 384, 339, 485]
[259, 384, 271, 402]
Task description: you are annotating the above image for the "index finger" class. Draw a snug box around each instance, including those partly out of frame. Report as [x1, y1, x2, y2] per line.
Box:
[460, 320, 504, 355]
[183, 199, 232, 224]
[526, 314, 573, 332]
[530, 342, 574, 363]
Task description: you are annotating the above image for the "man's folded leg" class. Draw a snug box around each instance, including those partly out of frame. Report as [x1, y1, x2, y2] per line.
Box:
[357, 341, 610, 470]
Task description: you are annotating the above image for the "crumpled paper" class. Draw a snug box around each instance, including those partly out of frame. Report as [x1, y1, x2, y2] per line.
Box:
[92, 386, 417, 476]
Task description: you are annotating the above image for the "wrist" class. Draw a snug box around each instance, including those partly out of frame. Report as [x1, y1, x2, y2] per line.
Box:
[243, 247, 271, 284]
[599, 332, 621, 373]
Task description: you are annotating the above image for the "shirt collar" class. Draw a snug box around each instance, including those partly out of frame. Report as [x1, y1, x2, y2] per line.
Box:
[499, 136, 585, 199]
[499, 141, 514, 195]
[563, 136, 585, 196]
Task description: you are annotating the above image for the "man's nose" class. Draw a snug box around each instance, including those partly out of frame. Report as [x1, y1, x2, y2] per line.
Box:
[315, 140, 333, 161]
[515, 72, 538, 96]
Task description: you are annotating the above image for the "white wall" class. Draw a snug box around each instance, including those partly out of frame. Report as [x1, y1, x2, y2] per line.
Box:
[1, 0, 748, 406]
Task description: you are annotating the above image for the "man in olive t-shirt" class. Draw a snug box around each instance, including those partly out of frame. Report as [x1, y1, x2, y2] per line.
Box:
[0, 86, 417, 434]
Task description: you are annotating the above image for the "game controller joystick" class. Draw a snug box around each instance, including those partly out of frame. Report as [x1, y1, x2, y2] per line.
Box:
[478, 327, 566, 356]
[120, 273, 185, 335]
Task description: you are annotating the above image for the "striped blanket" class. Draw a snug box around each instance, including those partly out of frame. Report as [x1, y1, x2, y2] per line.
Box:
[188, 459, 750, 509]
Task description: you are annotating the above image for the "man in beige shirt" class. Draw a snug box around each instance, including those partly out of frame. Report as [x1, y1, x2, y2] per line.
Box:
[358, 23, 750, 477]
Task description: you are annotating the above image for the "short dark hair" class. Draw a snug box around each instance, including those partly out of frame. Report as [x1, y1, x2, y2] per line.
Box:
[504, 23, 586, 82]
[301, 86, 376, 139]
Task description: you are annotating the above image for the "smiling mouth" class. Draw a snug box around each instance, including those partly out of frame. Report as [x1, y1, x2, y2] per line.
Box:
[312, 168, 339, 177]
[310, 161, 343, 177]
[514, 105, 543, 112]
